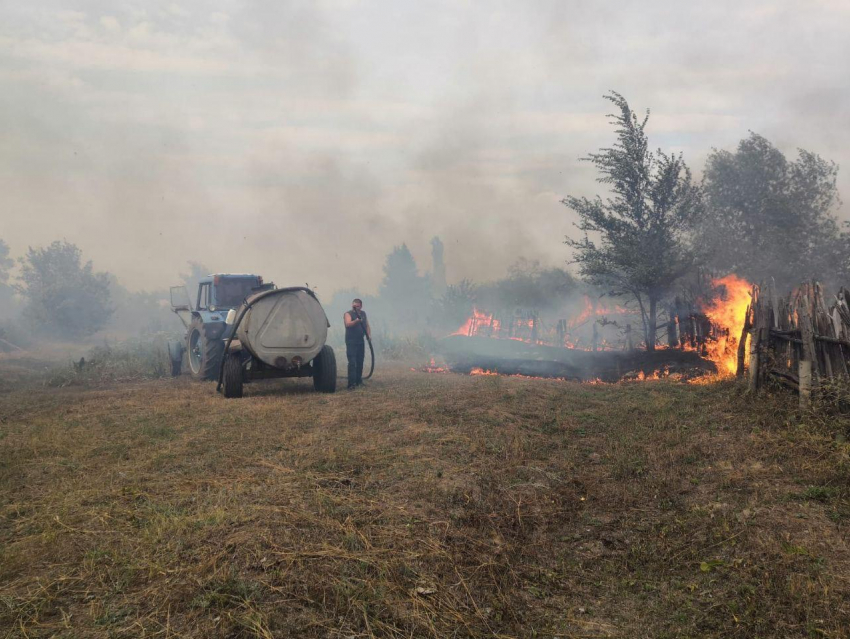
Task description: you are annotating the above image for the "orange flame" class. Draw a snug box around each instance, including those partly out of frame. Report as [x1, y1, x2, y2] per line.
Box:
[452, 308, 500, 337]
[701, 275, 752, 376]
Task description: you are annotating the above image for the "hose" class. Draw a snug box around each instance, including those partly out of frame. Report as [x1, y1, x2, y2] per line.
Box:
[353, 309, 375, 380]
[216, 286, 324, 393]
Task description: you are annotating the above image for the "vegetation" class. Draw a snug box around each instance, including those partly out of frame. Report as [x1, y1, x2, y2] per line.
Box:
[697, 132, 847, 290]
[2, 359, 849, 637]
[562, 92, 702, 351]
[379, 243, 431, 329]
[0, 240, 17, 317]
[15, 241, 113, 338]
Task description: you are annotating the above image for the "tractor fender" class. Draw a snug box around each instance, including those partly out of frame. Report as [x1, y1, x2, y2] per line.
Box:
[190, 310, 227, 339]
[167, 340, 185, 363]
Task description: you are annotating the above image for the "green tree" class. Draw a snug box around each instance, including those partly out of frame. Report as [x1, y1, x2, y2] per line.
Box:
[180, 261, 210, 306]
[501, 258, 577, 309]
[379, 244, 430, 325]
[430, 236, 447, 298]
[0, 240, 12, 285]
[696, 132, 844, 289]
[16, 241, 113, 338]
[562, 92, 701, 350]
[439, 279, 477, 329]
[0, 240, 16, 318]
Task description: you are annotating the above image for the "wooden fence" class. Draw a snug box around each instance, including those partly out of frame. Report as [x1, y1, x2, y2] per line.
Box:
[748, 282, 850, 406]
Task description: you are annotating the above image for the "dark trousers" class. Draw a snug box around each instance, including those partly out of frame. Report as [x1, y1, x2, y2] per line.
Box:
[346, 340, 365, 387]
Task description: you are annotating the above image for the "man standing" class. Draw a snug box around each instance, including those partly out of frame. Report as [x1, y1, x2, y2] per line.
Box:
[343, 298, 370, 389]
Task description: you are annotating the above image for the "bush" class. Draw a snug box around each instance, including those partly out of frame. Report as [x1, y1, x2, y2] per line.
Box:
[44, 333, 181, 387]
[374, 331, 436, 361]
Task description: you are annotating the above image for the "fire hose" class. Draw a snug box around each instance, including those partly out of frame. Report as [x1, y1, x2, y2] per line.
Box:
[352, 308, 375, 380]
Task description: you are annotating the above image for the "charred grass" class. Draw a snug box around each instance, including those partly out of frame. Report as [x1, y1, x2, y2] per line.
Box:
[1, 363, 850, 638]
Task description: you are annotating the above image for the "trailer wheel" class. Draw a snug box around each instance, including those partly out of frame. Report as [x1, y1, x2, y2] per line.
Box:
[222, 353, 244, 398]
[312, 345, 337, 393]
[187, 316, 224, 381]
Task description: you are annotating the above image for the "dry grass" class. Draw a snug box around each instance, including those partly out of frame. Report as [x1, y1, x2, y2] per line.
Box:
[2, 357, 850, 638]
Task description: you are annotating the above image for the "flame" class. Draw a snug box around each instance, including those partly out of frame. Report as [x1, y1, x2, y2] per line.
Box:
[442, 279, 751, 382]
[700, 275, 752, 376]
[452, 298, 633, 351]
[414, 358, 450, 373]
[452, 308, 500, 337]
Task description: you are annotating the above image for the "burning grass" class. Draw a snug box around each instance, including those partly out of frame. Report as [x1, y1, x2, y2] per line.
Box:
[2, 362, 850, 637]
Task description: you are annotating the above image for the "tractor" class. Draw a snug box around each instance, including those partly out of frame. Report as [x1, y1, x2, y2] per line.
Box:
[168, 274, 337, 397]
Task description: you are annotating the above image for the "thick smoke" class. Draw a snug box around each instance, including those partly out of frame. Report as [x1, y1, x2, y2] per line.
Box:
[0, 0, 847, 298]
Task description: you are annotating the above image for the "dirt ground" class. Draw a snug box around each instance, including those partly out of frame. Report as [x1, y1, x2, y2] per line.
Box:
[2, 356, 850, 638]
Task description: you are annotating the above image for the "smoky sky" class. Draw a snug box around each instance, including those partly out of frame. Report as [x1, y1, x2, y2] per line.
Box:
[1, 0, 848, 295]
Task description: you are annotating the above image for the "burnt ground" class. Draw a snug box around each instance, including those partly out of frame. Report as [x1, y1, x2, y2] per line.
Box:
[2, 357, 850, 638]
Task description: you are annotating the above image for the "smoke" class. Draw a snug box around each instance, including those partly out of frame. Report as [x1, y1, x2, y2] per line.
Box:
[1, 0, 847, 296]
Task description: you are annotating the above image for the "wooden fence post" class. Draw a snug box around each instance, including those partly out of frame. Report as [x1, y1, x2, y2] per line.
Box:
[748, 291, 761, 392]
[737, 303, 751, 378]
[799, 360, 812, 409]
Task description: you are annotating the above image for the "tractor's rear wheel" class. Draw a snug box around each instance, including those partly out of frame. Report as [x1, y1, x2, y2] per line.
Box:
[187, 317, 224, 381]
[222, 353, 244, 398]
[312, 345, 337, 393]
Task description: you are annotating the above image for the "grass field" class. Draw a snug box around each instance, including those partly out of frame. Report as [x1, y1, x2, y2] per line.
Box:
[2, 353, 850, 638]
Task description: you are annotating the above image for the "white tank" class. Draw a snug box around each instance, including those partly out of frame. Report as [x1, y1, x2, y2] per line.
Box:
[235, 288, 329, 368]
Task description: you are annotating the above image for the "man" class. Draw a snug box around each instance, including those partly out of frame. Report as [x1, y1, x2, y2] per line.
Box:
[343, 298, 370, 389]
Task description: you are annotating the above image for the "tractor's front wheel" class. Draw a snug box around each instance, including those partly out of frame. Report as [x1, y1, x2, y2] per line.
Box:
[222, 353, 244, 398]
[187, 317, 224, 381]
[312, 345, 337, 393]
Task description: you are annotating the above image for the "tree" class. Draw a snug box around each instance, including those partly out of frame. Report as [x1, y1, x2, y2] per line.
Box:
[430, 237, 448, 298]
[696, 132, 844, 289]
[0, 240, 16, 318]
[0, 240, 12, 285]
[16, 241, 113, 338]
[180, 261, 211, 305]
[439, 279, 477, 329]
[378, 244, 430, 326]
[562, 92, 701, 350]
[474, 258, 577, 311]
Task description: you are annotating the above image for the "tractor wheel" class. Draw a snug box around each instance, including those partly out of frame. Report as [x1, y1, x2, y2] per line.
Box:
[187, 316, 224, 381]
[312, 345, 337, 393]
[170, 357, 182, 377]
[222, 353, 244, 398]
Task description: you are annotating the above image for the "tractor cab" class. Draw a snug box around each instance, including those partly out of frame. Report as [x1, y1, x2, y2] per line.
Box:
[195, 274, 268, 311]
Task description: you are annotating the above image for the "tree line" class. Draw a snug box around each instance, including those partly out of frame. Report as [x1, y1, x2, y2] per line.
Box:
[2, 93, 846, 347]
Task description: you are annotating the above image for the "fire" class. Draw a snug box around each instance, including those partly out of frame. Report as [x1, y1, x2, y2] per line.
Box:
[413, 358, 450, 373]
[700, 275, 752, 376]
[452, 298, 632, 350]
[452, 308, 500, 337]
[441, 277, 752, 382]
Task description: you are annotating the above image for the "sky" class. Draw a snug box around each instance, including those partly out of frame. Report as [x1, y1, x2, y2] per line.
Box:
[1, 0, 849, 296]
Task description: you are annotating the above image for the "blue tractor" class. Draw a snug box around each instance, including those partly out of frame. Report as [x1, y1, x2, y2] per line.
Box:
[168, 274, 270, 380]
